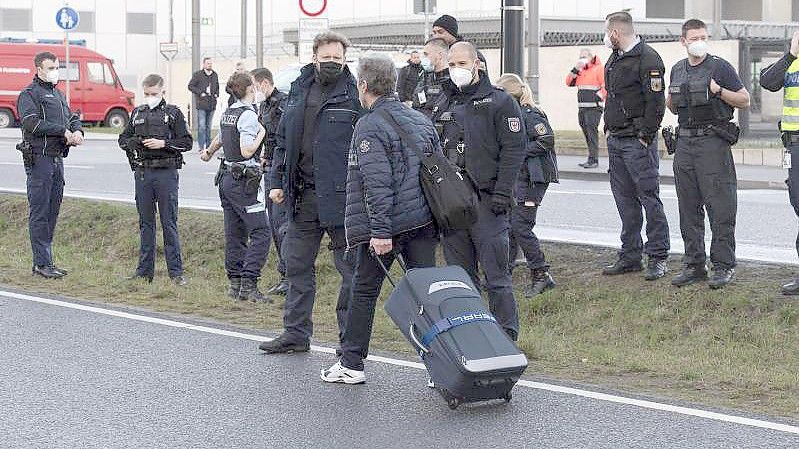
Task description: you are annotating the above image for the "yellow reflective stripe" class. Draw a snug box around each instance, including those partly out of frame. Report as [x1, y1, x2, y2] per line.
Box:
[782, 121, 799, 131]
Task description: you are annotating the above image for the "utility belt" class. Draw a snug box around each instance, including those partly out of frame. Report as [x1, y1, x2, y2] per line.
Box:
[608, 125, 637, 138]
[677, 126, 714, 137]
[781, 129, 799, 147]
[217, 160, 263, 194]
[139, 156, 183, 169]
[662, 122, 740, 155]
[43, 148, 67, 158]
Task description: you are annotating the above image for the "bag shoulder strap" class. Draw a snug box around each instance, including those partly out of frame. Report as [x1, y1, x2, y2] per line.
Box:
[375, 107, 438, 173]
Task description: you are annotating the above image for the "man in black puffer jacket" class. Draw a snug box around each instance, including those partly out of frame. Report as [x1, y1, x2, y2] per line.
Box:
[321, 54, 438, 384]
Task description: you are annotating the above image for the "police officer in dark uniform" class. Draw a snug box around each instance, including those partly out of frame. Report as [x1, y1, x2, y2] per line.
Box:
[496, 73, 559, 298]
[200, 72, 271, 303]
[252, 67, 290, 295]
[119, 74, 193, 285]
[17, 51, 84, 279]
[259, 32, 361, 354]
[760, 30, 799, 295]
[413, 38, 450, 119]
[433, 42, 526, 341]
[601, 11, 670, 281]
[666, 19, 750, 289]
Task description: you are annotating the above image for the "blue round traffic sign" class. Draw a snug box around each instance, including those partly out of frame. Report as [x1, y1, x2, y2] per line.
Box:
[56, 7, 80, 31]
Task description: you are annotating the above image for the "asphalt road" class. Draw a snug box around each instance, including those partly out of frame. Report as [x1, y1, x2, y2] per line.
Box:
[1, 289, 798, 448]
[1, 137, 797, 265]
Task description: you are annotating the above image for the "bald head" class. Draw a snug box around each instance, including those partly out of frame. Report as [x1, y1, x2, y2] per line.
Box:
[450, 41, 478, 61]
[448, 41, 480, 87]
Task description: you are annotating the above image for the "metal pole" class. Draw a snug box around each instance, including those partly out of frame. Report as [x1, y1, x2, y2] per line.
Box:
[526, 0, 539, 100]
[423, 0, 429, 44]
[502, 0, 524, 77]
[191, 0, 200, 135]
[256, 0, 263, 67]
[168, 0, 174, 102]
[65, 29, 70, 106]
[713, 0, 722, 40]
[241, 0, 247, 59]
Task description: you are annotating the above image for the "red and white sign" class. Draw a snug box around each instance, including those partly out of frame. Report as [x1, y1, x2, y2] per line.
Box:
[299, 0, 327, 17]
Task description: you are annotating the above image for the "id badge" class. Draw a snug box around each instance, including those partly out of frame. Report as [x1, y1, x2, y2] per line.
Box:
[783, 149, 792, 169]
[417, 90, 427, 105]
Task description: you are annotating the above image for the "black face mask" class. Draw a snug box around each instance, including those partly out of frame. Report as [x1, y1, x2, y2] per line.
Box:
[316, 61, 343, 85]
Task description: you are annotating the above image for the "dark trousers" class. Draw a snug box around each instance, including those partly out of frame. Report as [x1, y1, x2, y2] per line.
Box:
[442, 195, 519, 339]
[218, 172, 270, 279]
[786, 144, 799, 258]
[674, 134, 737, 269]
[510, 183, 549, 271]
[196, 109, 214, 150]
[578, 107, 602, 162]
[135, 168, 183, 277]
[26, 156, 64, 267]
[264, 170, 287, 277]
[607, 135, 670, 262]
[340, 224, 437, 371]
[282, 189, 354, 344]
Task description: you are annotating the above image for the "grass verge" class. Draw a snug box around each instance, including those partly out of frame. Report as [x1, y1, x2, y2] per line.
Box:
[1, 194, 798, 419]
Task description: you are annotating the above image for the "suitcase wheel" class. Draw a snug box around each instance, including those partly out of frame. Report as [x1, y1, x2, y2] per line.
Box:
[439, 389, 461, 410]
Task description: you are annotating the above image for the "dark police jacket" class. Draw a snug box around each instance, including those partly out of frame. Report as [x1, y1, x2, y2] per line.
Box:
[258, 89, 288, 162]
[432, 71, 526, 199]
[187, 69, 220, 111]
[520, 104, 558, 187]
[412, 69, 450, 119]
[17, 76, 83, 157]
[604, 40, 666, 143]
[397, 61, 422, 102]
[270, 63, 362, 228]
[118, 100, 193, 169]
[345, 96, 435, 248]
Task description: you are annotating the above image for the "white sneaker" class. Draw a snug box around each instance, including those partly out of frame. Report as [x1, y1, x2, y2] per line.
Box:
[320, 361, 366, 384]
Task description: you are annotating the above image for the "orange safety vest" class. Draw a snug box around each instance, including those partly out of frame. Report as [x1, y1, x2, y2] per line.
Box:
[565, 56, 607, 108]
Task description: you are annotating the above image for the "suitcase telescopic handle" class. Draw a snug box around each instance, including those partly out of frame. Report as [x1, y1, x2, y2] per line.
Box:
[409, 322, 431, 355]
[370, 248, 407, 288]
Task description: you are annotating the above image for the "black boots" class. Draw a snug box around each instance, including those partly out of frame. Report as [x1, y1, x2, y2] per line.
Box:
[238, 277, 272, 303]
[525, 269, 555, 298]
[671, 265, 708, 287]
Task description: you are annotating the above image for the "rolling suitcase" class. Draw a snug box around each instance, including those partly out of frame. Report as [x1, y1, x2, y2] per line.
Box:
[381, 260, 528, 409]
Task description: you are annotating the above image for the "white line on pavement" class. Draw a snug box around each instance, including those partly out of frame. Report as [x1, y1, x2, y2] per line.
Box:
[2, 289, 797, 435]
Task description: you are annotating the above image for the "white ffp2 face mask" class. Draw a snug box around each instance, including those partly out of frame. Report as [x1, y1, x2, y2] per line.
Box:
[450, 67, 474, 88]
[603, 33, 615, 49]
[687, 40, 709, 58]
[46, 68, 59, 84]
[144, 96, 162, 109]
[254, 90, 266, 104]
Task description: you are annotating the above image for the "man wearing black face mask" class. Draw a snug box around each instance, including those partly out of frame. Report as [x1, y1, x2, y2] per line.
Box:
[260, 31, 363, 354]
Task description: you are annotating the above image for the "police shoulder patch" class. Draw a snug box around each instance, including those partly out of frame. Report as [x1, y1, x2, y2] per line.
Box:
[534, 123, 548, 135]
[359, 139, 370, 153]
[508, 117, 521, 133]
[649, 70, 664, 92]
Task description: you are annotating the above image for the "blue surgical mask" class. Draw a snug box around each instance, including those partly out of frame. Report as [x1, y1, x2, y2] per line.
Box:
[421, 57, 434, 73]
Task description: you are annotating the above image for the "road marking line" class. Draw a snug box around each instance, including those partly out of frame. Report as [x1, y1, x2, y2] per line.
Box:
[2, 289, 798, 435]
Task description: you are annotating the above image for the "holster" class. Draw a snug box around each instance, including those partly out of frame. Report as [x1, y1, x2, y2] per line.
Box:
[16, 140, 35, 169]
[709, 122, 740, 146]
[661, 126, 677, 155]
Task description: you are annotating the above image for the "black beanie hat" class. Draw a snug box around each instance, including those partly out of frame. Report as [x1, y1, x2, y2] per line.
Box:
[433, 14, 459, 39]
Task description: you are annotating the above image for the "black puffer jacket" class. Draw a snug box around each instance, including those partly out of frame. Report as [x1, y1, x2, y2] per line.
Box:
[345, 96, 436, 248]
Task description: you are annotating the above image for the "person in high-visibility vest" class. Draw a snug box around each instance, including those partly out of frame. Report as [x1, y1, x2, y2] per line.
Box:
[565, 48, 606, 168]
[760, 30, 799, 295]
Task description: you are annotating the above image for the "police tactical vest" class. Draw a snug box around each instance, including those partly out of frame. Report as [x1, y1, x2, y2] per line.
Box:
[220, 105, 258, 162]
[668, 56, 734, 128]
[782, 58, 799, 132]
[131, 105, 177, 161]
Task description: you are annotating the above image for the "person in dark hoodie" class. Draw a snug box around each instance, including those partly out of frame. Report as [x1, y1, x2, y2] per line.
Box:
[321, 53, 438, 384]
[397, 50, 422, 104]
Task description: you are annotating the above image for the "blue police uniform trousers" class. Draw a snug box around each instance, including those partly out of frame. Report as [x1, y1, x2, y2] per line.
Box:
[26, 156, 64, 267]
[607, 135, 670, 263]
[218, 171, 270, 279]
[134, 167, 183, 277]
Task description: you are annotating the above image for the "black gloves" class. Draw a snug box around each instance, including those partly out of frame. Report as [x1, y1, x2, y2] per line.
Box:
[490, 192, 513, 215]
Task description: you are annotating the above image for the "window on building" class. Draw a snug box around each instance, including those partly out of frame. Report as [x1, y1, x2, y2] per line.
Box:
[646, 0, 685, 19]
[723, 0, 762, 21]
[127, 12, 155, 35]
[793, 0, 799, 22]
[59, 62, 80, 82]
[1, 8, 32, 32]
[75, 11, 95, 33]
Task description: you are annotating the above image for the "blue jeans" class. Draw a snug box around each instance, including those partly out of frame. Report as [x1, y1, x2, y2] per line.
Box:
[197, 109, 214, 150]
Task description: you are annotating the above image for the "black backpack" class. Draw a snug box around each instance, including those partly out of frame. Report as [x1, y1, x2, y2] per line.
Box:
[377, 107, 478, 231]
